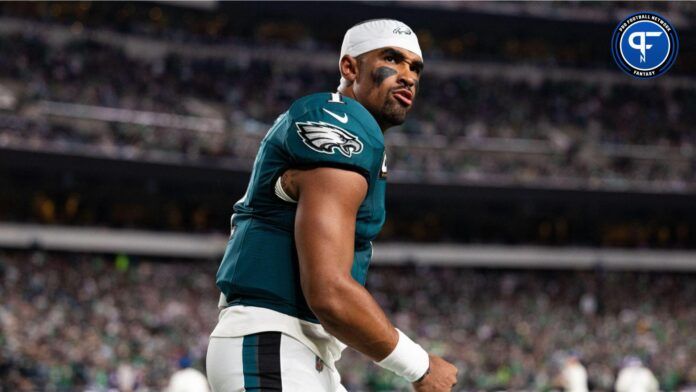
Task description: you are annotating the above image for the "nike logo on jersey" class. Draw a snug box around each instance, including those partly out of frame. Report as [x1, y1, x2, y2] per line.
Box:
[322, 108, 349, 124]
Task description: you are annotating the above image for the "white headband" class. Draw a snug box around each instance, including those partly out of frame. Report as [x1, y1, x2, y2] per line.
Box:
[340, 19, 422, 60]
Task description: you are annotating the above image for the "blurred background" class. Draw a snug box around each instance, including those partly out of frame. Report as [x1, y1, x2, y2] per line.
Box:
[0, 1, 695, 391]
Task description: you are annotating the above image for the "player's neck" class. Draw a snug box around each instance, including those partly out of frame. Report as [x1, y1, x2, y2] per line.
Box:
[336, 87, 389, 133]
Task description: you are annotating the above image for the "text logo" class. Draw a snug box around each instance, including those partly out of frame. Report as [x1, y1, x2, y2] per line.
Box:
[611, 12, 678, 79]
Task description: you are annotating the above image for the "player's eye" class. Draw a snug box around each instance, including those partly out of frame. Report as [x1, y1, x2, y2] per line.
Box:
[385, 55, 396, 63]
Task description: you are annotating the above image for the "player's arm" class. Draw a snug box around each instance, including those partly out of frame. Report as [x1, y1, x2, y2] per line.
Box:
[293, 167, 397, 357]
[288, 167, 457, 390]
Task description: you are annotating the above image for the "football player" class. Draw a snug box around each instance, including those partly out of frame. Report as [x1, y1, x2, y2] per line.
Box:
[207, 19, 458, 391]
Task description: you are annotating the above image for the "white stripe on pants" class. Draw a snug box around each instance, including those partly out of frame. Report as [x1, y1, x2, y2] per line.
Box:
[207, 333, 347, 392]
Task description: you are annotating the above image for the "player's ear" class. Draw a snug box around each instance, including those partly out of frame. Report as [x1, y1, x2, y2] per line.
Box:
[339, 55, 359, 83]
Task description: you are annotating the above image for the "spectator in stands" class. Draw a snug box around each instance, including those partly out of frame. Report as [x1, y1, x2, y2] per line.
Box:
[615, 357, 660, 392]
[555, 352, 589, 392]
[167, 356, 210, 392]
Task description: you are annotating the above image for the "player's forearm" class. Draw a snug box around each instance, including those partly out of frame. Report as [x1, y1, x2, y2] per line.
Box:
[305, 274, 433, 384]
[307, 275, 398, 361]
[295, 216, 398, 359]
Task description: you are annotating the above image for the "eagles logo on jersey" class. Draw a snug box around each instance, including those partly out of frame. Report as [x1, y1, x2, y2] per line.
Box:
[295, 121, 364, 158]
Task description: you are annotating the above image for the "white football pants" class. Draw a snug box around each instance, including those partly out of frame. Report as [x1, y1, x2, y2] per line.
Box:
[207, 332, 347, 392]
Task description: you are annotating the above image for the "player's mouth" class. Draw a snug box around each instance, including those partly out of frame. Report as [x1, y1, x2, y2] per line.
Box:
[392, 88, 413, 107]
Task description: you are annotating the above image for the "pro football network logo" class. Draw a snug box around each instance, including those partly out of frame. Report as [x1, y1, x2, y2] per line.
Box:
[295, 121, 363, 157]
[611, 12, 679, 79]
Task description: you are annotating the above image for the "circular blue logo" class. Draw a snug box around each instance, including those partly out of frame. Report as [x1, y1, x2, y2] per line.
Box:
[611, 12, 678, 78]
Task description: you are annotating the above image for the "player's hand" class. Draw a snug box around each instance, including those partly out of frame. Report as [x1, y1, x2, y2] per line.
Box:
[413, 354, 458, 392]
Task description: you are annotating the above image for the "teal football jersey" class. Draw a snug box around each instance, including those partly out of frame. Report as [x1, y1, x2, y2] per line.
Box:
[216, 92, 387, 323]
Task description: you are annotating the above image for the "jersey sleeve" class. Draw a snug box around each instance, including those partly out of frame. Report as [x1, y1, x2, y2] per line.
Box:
[283, 101, 378, 180]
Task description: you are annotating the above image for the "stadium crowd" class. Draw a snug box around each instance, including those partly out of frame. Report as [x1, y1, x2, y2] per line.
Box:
[1, 250, 694, 391]
[0, 251, 217, 392]
[1, 2, 695, 71]
[1, 34, 695, 192]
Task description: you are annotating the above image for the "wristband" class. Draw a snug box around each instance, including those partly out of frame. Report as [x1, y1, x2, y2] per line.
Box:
[375, 329, 429, 382]
[415, 366, 431, 383]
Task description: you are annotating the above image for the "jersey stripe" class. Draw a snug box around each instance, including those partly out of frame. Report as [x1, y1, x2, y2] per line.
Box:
[258, 332, 283, 390]
[242, 332, 283, 390]
[242, 334, 260, 389]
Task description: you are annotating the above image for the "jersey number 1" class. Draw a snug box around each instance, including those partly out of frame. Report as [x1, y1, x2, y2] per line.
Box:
[328, 92, 345, 104]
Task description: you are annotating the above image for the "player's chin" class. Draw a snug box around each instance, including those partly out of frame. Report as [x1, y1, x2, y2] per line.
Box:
[381, 103, 408, 126]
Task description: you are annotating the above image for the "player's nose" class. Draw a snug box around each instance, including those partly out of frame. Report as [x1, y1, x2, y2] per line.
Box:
[396, 66, 417, 91]
[396, 74, 417, 96]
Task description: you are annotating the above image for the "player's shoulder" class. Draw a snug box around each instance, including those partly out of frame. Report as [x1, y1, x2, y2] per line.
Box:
[288, 92, 383, 146]
[289, 92, 370, 120]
